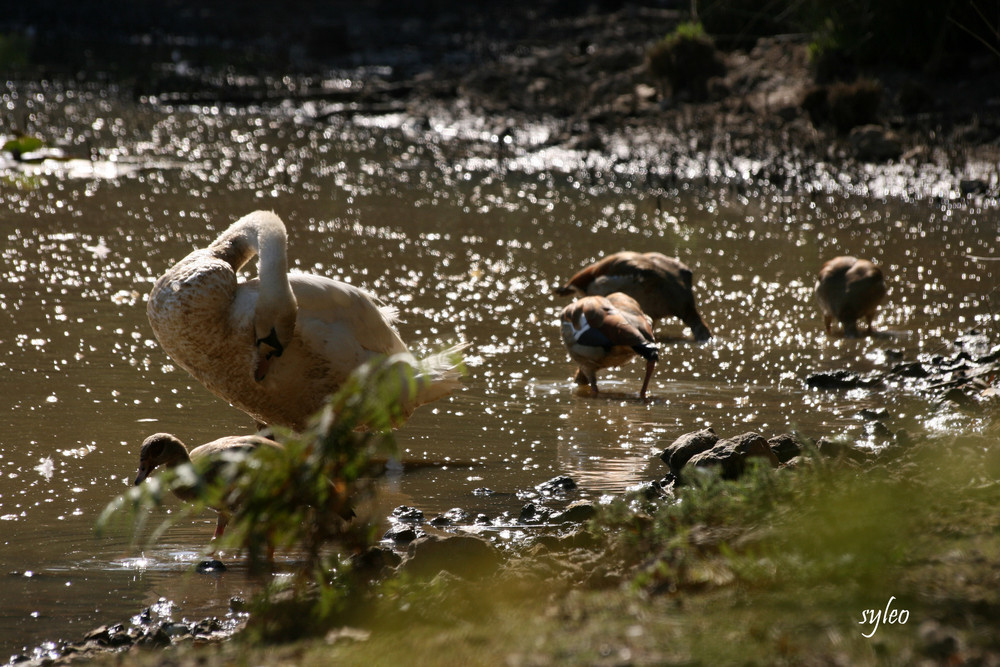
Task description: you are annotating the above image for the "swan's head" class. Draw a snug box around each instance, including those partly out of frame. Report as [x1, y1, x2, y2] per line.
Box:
[253, 306, 296, 382]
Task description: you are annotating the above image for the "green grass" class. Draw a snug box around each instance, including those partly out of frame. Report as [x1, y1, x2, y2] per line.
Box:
[99, 366, 1000, 664]
[308, 442, 1000, 664]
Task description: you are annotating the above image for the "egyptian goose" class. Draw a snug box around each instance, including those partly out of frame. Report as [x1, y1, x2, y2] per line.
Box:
[554, 251, 712, 341]
[134, 432, 279, 541]
[815, 256, 887, 337]
[146, 210, 465, 430]
[560, 292, 659, 399]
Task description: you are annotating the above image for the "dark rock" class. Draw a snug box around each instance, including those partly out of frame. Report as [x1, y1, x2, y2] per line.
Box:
[383, 524, 424, 544]
[857, 407, 891, 421]
[196, 558, 227, 574]
[83, 625, 113, 646]
[566, 131, 605, 152]
[804, 78, 883, 130]
[473, 513, 492, 525]
[867, 421, 895, 440]
[768, 433, 805, 464]
[535, 475, 577, 496]
[849, 124, 903, 161]
[890, 361, 930, 378]
[82, 623, 132, 649]
[647, 29, 726, 102]
[816, 438, 870, 463]
[801, 85, 829, 125]
[805, 370, 882, 389]
[352, 546, 403, 576]
[391, 505, 425, 524]
[193, 618, 224, 636]
[161, 622, 192, 638]
[108, 625, 134, 648]
[429, 507, 472, 526]
[686, 432, 780, 480]
[472, 487, 494, 496]
[530, 528, 601, 552]
[960, 178, 988, 196]
[519, 502, 554, 524]
[628, 480, 669, 500]
[550, 501, 596, 524]
[780, 455, 810, 470]
[656, 473, 678, 490]
[974, 344, 1000, 364]
[229, 596, 247, 613]
[137, 627, 171, 648]
[658, 428, 719, 474]
[402, 534, 502, 579]
[919, 620, 962, 661]
[942, 386, 976, 408]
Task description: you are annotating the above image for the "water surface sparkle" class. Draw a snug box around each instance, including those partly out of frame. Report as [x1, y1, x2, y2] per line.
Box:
[2, 82, 999, 658]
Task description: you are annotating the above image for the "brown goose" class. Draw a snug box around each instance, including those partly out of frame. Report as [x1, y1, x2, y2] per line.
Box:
[815, 256, 887, 337]
[560, 292, 659, 399]
[555, 251, 712, 342]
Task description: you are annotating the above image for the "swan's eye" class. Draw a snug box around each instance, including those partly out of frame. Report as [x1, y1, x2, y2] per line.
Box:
[255, 327, 284, 357]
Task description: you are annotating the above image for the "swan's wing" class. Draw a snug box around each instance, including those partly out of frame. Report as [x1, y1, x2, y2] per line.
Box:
[288, 273, 409, 357]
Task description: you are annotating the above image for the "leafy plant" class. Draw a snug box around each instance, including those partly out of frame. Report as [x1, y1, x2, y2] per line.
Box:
[0, 32, 31, 69]
[647, 22, 726, 101]
[99, 351, 463, 638]
[2, 135, 44, 160]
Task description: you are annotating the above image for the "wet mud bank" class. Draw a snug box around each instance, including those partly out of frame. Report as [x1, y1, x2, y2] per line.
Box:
[4, 2, 999, 203]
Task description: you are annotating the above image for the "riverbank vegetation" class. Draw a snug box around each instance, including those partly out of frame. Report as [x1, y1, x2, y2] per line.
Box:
[93, 420, 1000, 665]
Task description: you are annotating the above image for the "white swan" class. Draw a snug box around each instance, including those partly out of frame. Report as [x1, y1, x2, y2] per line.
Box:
[147, 210, 465, 430]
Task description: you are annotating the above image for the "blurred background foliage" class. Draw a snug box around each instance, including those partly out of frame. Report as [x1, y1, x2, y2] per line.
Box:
[0, 1, 996, 78]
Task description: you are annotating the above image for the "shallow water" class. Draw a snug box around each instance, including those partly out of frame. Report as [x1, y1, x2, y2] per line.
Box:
[2, 84, 999, 658]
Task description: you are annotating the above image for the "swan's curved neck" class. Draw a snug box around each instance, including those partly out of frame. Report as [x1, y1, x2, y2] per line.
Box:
[210, 211, 297, 343]
[210, 211, 289, 279]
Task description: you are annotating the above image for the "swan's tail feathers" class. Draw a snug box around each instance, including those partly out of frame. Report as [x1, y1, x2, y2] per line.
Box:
[410, 342, 471, 408]
[319, 344, 470, 432]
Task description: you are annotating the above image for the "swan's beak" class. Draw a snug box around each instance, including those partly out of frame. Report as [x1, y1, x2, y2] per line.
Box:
[134, 466, 149, 486]
[254, 350, 272, 382]
[255, 327, 285, 356]
[254, 327, 284, 382]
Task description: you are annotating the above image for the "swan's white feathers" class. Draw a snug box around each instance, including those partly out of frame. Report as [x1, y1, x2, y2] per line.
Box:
[147, 211, 465, 430]
[287, 273, 408, 357]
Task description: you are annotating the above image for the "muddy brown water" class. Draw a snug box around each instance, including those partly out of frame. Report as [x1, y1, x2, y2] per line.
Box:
[1, 87, 998, 658]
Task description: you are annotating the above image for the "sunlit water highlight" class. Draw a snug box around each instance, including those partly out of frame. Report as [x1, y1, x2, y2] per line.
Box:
[1, 83, 999, 658]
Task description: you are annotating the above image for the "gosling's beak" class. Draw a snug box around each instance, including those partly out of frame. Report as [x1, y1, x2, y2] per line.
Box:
[134, 466, 149, 486]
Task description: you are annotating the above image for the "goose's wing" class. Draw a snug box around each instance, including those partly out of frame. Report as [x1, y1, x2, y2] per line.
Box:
[558, 251, 639, 293]
[562, 296, 649, 349]
[289, 273, 409, 357]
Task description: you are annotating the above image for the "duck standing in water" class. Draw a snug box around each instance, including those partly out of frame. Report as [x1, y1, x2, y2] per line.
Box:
[560, 292, 659, 399]
[555, 251, 712, 342]
[815, 256, 887, 337]
[146, 210, 466, 431]
[133, 432, 279, 542]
